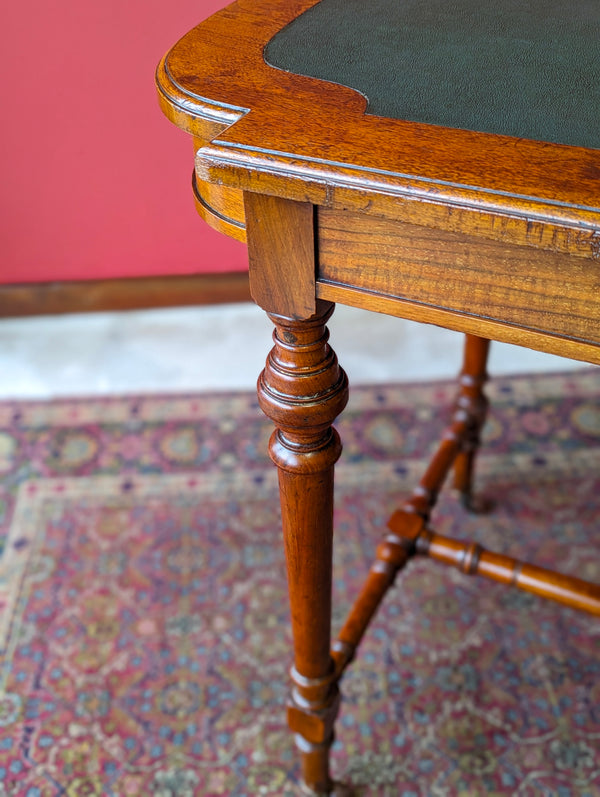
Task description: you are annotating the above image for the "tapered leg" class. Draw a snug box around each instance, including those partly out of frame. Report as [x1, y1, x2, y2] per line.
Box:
[452, 334, 491, 511]
[257, 301, 349, 794]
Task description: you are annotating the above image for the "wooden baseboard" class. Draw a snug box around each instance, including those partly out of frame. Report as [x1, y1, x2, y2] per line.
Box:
[0, 272, 252, 318]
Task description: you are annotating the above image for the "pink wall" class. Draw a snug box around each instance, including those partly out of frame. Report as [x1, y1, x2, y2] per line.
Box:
[1, 0, 247, 285]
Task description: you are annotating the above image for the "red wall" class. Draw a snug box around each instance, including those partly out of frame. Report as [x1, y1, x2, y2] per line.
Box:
[1, 0, 247, 285]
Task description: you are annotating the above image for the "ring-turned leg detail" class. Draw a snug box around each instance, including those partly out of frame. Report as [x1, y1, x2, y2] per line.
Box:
[257, 300, 349, 794]
[452, 335, 491, 513]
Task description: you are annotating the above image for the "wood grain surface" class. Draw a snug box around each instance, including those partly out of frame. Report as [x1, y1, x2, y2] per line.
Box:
[157, 0, 600, 231]
[156, 5, 600, 792]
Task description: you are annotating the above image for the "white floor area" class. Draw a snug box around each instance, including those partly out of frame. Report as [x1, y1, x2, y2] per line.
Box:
[0, 302, 574, 399]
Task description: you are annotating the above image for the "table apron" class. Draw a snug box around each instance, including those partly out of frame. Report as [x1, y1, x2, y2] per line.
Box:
[316, 208, 600, 364]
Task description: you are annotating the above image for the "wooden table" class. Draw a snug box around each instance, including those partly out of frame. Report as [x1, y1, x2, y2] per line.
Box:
[157, 1, 600, 791]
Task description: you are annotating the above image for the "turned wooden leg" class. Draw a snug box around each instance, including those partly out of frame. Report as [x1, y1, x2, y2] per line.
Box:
[452, 334, 491, 511]
[257, 300, 349, 795]
[398, 335, 491, 521]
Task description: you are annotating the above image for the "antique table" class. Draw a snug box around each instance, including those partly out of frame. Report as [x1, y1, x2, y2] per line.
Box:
[157, 0, 600, 791]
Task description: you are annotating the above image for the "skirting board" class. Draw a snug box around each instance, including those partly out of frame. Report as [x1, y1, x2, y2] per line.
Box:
[0, 272, 252, 318]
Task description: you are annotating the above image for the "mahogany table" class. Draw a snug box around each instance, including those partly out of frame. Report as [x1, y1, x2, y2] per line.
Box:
[157, 1, 600, 791]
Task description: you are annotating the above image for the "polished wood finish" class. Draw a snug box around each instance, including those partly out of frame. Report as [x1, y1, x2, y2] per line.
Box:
[158, 0, 600, 252]
[158, 0, 600, 363]
[256, 299, 348, 793]
[192, 171, 246, 243]
[332, 514, 420, 678]
[452, 335, 490, 509]
[332, 336, 490, 678]
[156, 2, 600, 791]
[419, 529, 600, 616]
[317, 281, 600, 365]
[0, 272, 251, 318]
[244, 193, 315, 318]
[318, 211, 600, 361]
[386, 512, 600, 616]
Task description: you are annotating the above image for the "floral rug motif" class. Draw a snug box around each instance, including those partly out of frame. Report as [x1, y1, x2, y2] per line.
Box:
[0, 370, 599, 796]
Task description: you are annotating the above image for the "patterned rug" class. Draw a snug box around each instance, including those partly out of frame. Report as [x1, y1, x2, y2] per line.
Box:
[0, 370, 599, 796]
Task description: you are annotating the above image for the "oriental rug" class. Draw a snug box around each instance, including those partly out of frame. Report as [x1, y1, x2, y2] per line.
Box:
[0, 370, 599, 796]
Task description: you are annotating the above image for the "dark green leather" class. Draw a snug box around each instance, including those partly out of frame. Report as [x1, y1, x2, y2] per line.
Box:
[265, 0, 600, 149]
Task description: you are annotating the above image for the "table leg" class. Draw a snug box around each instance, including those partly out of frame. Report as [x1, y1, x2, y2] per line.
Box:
[257, 301, 349, 794]
[453, 334, 490, 511]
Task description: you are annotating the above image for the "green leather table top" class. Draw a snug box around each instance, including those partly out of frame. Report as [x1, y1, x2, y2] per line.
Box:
[265, 0, 600, 150]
